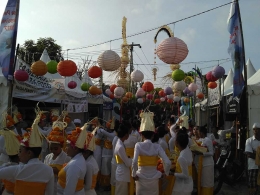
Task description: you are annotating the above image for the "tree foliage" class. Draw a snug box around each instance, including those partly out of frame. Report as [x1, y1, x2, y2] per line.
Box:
[18, 37, 63, 65]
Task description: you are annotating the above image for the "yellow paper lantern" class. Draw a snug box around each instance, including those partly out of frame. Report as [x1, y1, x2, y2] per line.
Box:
[31, 60, 47, 76]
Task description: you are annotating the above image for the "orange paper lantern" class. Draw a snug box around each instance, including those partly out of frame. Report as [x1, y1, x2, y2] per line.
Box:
[184, 97, 190, 103]
[125, 92, 133, 98]
[89, 86, 99, 95]
[57, 60, 77, 77]
[142, 82, 154, 92]
[122, 97, 129, 103]
[208, 82, 217, 89]
[31, 60, 47, 76]
[197, 92, 204, 99]
[88, 66, 102, 78]
[158, 90, 165, 97]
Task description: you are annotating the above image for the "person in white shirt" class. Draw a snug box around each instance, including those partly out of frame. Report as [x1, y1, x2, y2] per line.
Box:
[132, 112, 171, 195]
[114, 123, 132, 195]
[0, 113, 54, 195]
[245, 122, 260, 194]
[168, 117, 182, 153]
[74, 119, 82, 128]
[171, 130, 193, 195]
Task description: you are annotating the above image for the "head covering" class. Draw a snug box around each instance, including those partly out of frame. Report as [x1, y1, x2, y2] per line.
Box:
[0, 129, 20, 155]
[74, 119, 81, 124]
[67, 124, 88, 149]
[47, 121, 67, 145]
[253, 123, 260, 129]
[139, 111, 155, 132]
[50, 109, 60, 122]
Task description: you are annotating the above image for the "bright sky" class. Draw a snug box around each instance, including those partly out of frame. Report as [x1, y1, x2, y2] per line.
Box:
[0, 0, 259, 88]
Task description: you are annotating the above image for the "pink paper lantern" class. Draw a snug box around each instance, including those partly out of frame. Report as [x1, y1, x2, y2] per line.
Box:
[136, 88, 146, 97]
[114, 87, 125, 97]
[105, 89, 112, 96]
[114, 95, 122, 99]
[146, 94, 153, 100]
[188, 83, 198, 92]
[160, 97, 165, 102]
[183, 87, 190, 94]
[206, 71, 218, 82]
[212, 65, 225, 78]
[156, 37, 189, 64]
[14, 69, 29, 82]
[68, 81, 77, 89]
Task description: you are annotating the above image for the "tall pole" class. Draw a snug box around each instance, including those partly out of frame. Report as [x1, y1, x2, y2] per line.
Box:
[129, 42, 141, 93]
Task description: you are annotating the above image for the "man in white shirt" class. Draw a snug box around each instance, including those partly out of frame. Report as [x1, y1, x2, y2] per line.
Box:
[74, 119, 81, 128]
[245, 122, 260, 195]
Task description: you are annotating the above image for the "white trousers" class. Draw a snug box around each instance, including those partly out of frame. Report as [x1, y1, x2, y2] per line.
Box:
[136, 178, 159, 195]
[201, 165, 214, 187]
[115, 180, 128, 195]
[110, 163, 117, 186]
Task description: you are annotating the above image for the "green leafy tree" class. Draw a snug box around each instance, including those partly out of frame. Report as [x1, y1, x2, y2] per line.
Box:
[18, 37, 63, 65]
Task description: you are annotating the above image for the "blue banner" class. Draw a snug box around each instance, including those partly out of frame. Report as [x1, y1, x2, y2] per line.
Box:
[0, 0, 19, 79]
[227, 0, 244, 97]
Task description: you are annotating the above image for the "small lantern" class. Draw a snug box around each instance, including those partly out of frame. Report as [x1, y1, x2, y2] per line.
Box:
[125, 92, 133, 98]
[158, 90, 165, 97]
[68, 81, 77, 89]
[81, 83, 91, 91]
[137, 98, 144, 104]
[110, 84, 117, 93]
[131, 70, 144, 82]
[114, 95, 122, 99]
[164, 87, 173, 95]
[156, 37, 189, 64]
[122, 97, 129, 103]
[171, 69, 185, 81]
[197, 92, 204, 99]
[167, 94, 173, 99]
[142, 82, 154, 92]
[31, 60, 47, 76]
[109, 94, 114, 99]
[206, 71, 218, 82]
[160, 97, 165, 102]
[188, 83, 198, 92]
[88, 66, 102, 78]
[146, 94, 153, 100]
[105, 89, 112, 96]
[173, 96, 181, 102]
[14, 69, 29, 82]
[167, 99, 173, 104]
[183, 87, 190, 94]
[212, 65, 225, 79]
[57, 60, 77, 77]
[136, 88, 146, 97]
[46, 60, 58, 74]
[184, 97, 190, 103]
[97, 50, 121, 71]
[173, 81, 186, 91]
[114, 87, 125, 97]
[89, 86, 100, 95]
[208, 82, 217, 89]
[154, 99, 161, 104]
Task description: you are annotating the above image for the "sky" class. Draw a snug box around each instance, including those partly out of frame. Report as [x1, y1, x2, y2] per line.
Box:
[0, 0, 259, 88]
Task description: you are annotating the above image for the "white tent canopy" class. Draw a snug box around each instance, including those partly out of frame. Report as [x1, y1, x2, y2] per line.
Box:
[242, 58, 256, 80]
[221, 69, 233, 94]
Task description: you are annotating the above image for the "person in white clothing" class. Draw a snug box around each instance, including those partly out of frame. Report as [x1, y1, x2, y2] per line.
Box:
[171, 130, 193, 195]
[114, 123, 132, 195]
[74, 119, 82, 128]
[168, 117, 182, 152]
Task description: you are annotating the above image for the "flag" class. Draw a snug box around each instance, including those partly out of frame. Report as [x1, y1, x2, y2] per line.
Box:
[0, 0, 20, 79]
[227, 0, 244, 97]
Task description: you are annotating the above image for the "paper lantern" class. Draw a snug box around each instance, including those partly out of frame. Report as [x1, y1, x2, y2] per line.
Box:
[173, 96, 181, 102]
[171, 69, 185, 81]
[142, 82, 154, 92]
[109, 94, 114, 99]
[105, 89, 112, 96]
[206, 71, 218, 82]
[212, 65, 225, 78]
[167, 99, 173, 104]
[164, 87, 173, 95]
[170, 64, 180, 71]
[57, 60, 77, 77]
[184, 97, 190, 103]
[31, 60, 47, 76]
[188, 83, 198, 92]
[183, 87, 190, 94]
[88, 66, 102, 78]
[156, 37, 189, 64]
[137, 98, 144, 104]
[136, 88, 145, 97]
[154, 99, 161, 104]
[167, 94, 173, 99]
[89, 86, 100, 95]
[174, 91, 181, 97]
[122, 97, 129, 103]
[131, 70, 144, 82]
[14, 69, 29, 82]
[197, 92, 204, 99]
[173, 81, 186, 91]
[208, 82, 217, 89]
[110, 84, 117, 93]
[81, 83, 91, 91]
[160, 97, 165, 102]
[158, 90, 165, 97]
[114, 87, 125, 97]
[68, 81, 77, 89]
[97, 50, 121, 71]
[46, 60, 58, 74]
[146, 94, 153, 100]
[114, 95, 122, 99]
[125, 92, 133, 98]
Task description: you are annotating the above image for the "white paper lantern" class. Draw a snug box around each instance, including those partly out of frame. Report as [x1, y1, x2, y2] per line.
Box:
[114, 87, 125, 97]
[167, 94, 173, 99]
[174, 96, 181, 102]
[160, 97, 165, 102]
[136, 88, 146, 96]
[173, 81, 186, 91]
[188, 83, 198, 92]
[105, 89, 112, 96]
[137, 98, 144, 104]
[114, 95, 122, 99]
[131, 70, 144, 82]
[97, 50, 121, 71]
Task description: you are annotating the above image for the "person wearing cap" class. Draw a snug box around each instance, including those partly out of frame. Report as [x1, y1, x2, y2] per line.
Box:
[83, 130, 99, 195]
[74, 119, 82, 128]
[0, 129, 20, 195]
[0, 113, 55, 195]
[245, 122, 260, 195]
[44, 121, 71, 195]
[132, 111, 171, 195]
[57, 124, 88, 195]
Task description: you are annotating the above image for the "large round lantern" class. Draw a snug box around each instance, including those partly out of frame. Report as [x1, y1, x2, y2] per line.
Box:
[14, 69, 29, 82]
[173, 96, 181, 102]
[146, 94, 153, 100]
[188, 83, 198, 92]
[137, 98, 144, 104]
[158, 90, 165, 97]
[57, 60, 77, 77]
[136, 88, 146, 97]
[81, 83, 91, 91]
[142, 82, 154, 92]
[105, 89, 112, 96]
[125, 92, 133, 98]
[173, 81, 186, 91]
[206, 71, 218, 82]
[131, 70, 144, 82]
[110, 84, 117, 93]
[88, 66, 102, 78]
[164, 87, 173, 95]
[89, 86, 99, 95]
[208, 82, 217, 89]
[197, 92, 204, 99]
[46, 60, 58, 74]
[212, 65, 225, 79]
[154, 99, 160, 104]
[156, 37, 189, 64]
[68, 81, 77, 89]
[171, 69, 185, 81]
[31, 60, 47, 76]
[97, 50, 121, 71]
[114, 87, 125, 97]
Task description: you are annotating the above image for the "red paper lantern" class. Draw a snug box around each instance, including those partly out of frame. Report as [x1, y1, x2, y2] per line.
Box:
[110, 84, 117, 93]
[57, 60, 77, 77]
[158, 90, 165, 97]
[109, 94, 114, 99]
[88, 66, 102, 78]
[208, 82, 217, 89]
[142, 82, 154, 92]
[125, 92, 133, 98]
[68, 81, 77, 89]
[197, 92, 204, 99]
[154, 99, 161, 104]
[14, 69, 29, 82]
[167, 99, 173, 104]
[206, 71, 218, 82]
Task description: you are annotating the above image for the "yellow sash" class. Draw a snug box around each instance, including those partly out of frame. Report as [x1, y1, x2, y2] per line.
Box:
[115, 155, 123, 164]
[95, 138, 102, 146]
[91, 174, 98, 189]
[104, 140, 113, 149]
[138, 155, 158, 166]
[165, 148, 170, 157]
[49, 164, 63, 175]
[165, 134, 170, 144]
[14, 180, 47, 195]
[125, 148, 134, 158]
[2, 179, 15, 193]
[58, 167, 84, 191]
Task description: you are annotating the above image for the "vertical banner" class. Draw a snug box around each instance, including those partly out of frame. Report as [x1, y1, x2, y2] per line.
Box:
[227, 0, 244, 97]
[0, 0, 20, 79]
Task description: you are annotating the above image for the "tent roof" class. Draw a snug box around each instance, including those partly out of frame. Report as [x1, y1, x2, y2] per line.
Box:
[243, 58, 256, 80]
[221, 69, 233, 92]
